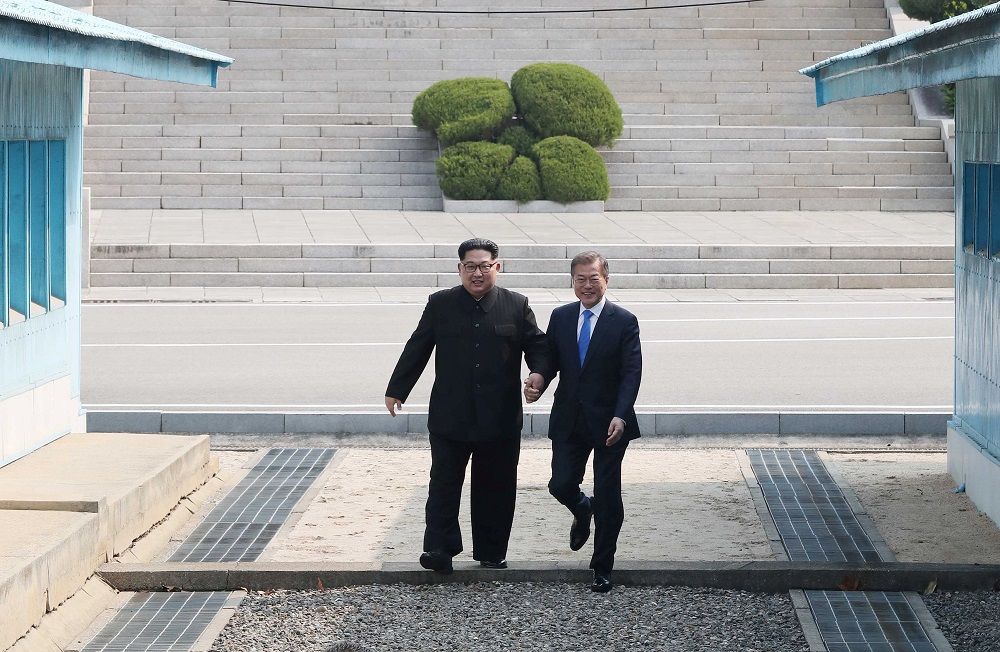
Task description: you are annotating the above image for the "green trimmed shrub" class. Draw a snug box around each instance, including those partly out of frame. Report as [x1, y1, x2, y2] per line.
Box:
[493, 156, 542, 203]
[497, 125, 539, 159]
[510, 63, 623, 148]
[436, 142, 515, 200]
[898, 0, 988, 22]
[411, 77, 515, 145]
[533, 136, 609, 203]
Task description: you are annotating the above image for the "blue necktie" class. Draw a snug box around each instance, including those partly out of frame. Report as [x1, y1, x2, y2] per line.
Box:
[578, 309, 593, 366]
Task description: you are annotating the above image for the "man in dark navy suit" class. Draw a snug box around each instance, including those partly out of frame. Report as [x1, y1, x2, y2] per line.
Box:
[525, 251, 642, 592]
[386, 238, 549, 575]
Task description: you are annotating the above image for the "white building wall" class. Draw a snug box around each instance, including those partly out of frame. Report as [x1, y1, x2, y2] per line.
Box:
[0, 60, 85, 467]
[949, 76, 1000, 527]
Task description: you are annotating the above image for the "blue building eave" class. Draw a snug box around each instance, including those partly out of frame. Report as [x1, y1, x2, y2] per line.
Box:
[0, 0, 231, 86]
[800, 1, 1000, 106]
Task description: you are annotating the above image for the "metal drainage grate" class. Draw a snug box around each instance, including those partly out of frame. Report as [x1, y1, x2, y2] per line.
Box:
[171, 447, 335, 562]
[805, 591, 937, 652]
[748, 450, 945, 652]
[80, 591, 230, 652]
[748, 449, 881, 563]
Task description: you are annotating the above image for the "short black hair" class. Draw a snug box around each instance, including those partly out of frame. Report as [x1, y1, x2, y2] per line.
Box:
[571, 251, 609, 278]
[458, 238, 499, 260]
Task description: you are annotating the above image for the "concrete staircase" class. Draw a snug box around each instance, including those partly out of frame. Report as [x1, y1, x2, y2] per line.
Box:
[90, 243, 954, 289]
[84, 0, 954, 212]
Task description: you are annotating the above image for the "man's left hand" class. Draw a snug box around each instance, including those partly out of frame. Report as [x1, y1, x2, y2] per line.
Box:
[606, 417, 625, 446]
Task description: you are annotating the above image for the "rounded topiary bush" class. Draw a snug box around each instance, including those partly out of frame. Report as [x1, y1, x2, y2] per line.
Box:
[510, 63, 623, 148]
[436, 142, 515, 200]
[493, 155, 542, 203]
[497, 125, 539, 159]
[533, 136, 609, 203]
[412, 77, 516, 145]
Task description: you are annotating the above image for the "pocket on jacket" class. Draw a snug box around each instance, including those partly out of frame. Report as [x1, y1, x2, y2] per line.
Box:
[440, 324, 462, 337]
[495, 324, 517, 337]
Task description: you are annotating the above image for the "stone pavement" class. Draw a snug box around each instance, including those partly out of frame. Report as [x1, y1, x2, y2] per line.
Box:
[89, 209, 954, 247]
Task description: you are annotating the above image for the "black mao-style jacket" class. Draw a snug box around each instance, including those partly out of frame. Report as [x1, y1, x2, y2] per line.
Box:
[386, 285, 548, 441]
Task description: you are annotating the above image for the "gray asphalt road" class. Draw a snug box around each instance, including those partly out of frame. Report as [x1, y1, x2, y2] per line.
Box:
[81, 298, 954, 412]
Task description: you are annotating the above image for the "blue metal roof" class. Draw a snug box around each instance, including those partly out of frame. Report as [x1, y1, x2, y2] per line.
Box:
[800, 2, 1000, 105]
[0, 0, 232, 86]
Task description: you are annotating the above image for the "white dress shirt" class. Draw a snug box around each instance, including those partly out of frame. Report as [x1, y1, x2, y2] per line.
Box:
[577, 297, 607, 342]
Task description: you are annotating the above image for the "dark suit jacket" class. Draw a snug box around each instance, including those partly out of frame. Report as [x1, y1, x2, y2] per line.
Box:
[386, 285, 548, 442]
[543, 300, 642, 446]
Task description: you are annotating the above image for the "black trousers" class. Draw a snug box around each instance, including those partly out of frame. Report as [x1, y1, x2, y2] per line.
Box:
[424, 433, 521, 562]
[548, 410, 628, 574]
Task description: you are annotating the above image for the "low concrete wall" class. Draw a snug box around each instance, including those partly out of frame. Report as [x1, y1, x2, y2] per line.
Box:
[87, 410, 952, 436]
[948, 423, 1000, 529]
[0, 510, 101, 651]
[0, 375, 81, 469]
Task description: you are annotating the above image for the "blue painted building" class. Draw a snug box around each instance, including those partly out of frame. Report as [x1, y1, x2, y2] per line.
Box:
[802, 3, 1000, 525]
[0, 0, 231, 467]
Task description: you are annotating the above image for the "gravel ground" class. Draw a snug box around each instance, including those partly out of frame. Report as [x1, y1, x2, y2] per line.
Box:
[211, 583, 808, 652]
[923, 590, 1000, 651]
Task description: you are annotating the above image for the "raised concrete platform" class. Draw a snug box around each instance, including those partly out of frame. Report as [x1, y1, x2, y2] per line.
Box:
[0, 433, 217, 651]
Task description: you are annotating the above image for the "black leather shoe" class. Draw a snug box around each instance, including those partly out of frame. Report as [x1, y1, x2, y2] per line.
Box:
[570, 497, 593, 551]
[591, 571, 613, 593]
[479, 559, 508, 569]
[419, 550, 453, 574]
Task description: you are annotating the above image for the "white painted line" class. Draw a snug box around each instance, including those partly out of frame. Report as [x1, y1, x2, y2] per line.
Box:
[81, 335, 954, 347]
[644, 336, 954, 343]
[83, 403, 415, 409]
[641, 316, 953, 323]
[81, 299, 955, 308]
[82, 342, 404, 347]
[83, 403, 952, 410]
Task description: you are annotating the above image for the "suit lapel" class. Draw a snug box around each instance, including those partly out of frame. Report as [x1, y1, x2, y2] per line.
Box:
[580, 301, 615, 371]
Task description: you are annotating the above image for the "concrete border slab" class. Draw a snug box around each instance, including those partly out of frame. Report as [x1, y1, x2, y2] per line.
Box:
[96, 560, 1000, 593]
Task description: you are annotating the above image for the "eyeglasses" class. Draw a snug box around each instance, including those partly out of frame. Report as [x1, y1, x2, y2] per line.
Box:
[462, 262, 497, 273]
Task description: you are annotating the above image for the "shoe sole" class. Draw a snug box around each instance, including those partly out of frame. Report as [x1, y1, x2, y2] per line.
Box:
[419, 555, 453, 575]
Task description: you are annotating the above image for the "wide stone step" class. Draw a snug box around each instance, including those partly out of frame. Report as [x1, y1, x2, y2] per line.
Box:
[603, 197, 955, 212]
[91, 243, 956, 261]
[88, 270, 956, 289]
[88, 242, 955, 289]
[89, 256, 954, 276]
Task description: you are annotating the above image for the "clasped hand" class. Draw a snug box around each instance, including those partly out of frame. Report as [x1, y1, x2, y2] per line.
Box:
[522, 372, 544, 403]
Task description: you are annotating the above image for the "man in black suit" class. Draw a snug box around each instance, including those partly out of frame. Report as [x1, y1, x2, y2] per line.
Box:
[524, 250, 642, 592]
[385, 238, 549, 574]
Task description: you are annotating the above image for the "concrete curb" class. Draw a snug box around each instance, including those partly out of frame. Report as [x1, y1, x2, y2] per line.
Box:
[97, 561, 1000, 593]
[86, 410, 952, 436]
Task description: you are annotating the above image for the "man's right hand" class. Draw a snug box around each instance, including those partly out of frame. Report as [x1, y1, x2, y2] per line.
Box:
[523, 373, 544, 403]
[385, 396, 403, 416]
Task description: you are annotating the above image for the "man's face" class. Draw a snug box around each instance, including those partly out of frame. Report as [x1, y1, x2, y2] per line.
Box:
[573, 260, 608, 309]
[459, 249, 500, 299]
